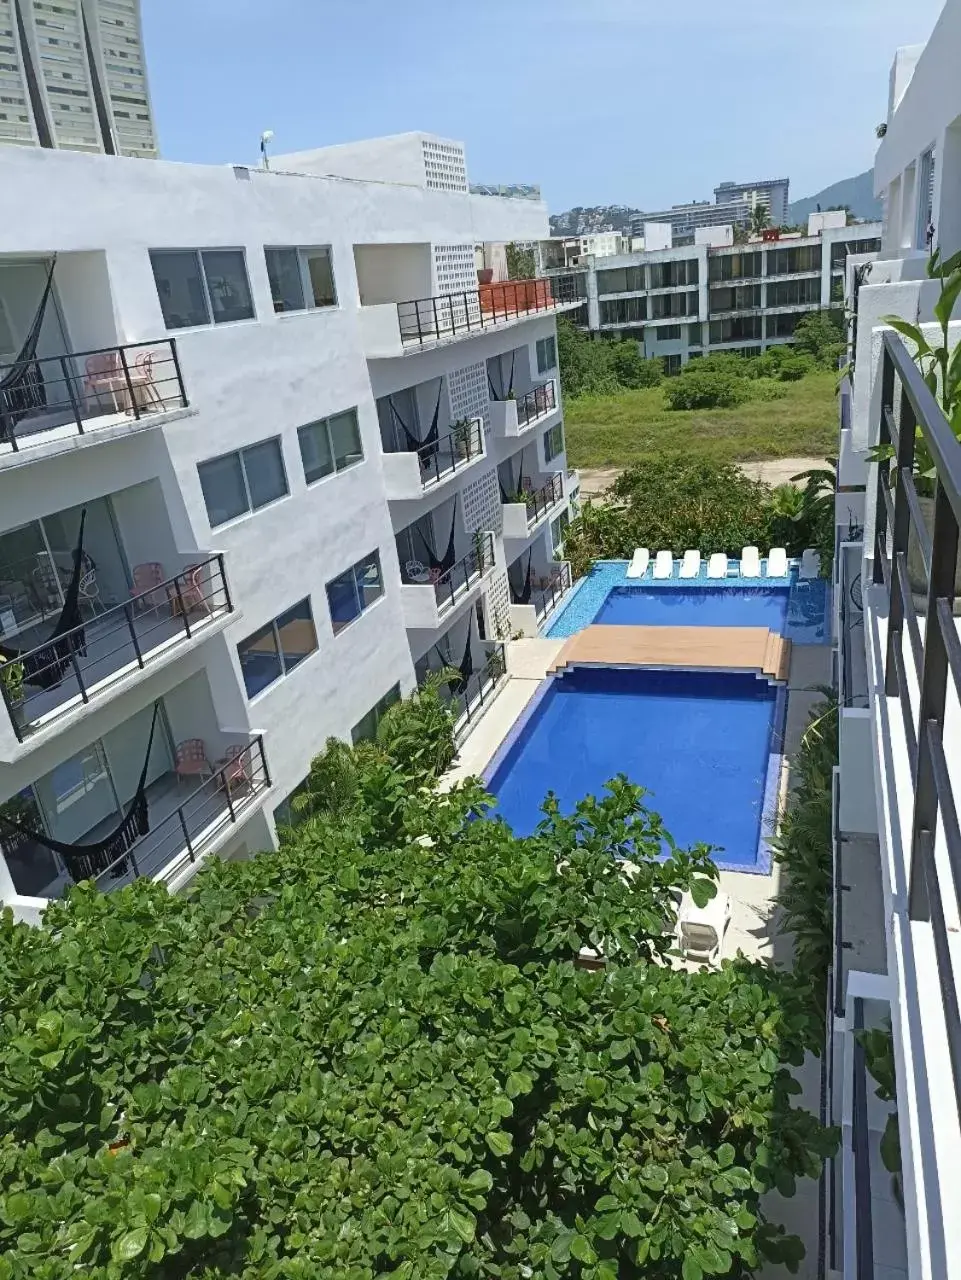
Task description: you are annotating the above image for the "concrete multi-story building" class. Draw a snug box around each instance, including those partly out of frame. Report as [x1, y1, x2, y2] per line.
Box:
[573, 212, 882, 370]
[0, 130, 579, 923]
[831, 1, 961, 1276]
[714, 178, 791, 227]
[0, 0, 156, 157]
[630, 197, 755, 241]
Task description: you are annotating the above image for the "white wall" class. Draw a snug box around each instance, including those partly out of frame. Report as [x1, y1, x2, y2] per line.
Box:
[353, 243, 432, 305]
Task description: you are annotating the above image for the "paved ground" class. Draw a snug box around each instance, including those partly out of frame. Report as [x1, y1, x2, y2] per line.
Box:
[577, 456, 824, 501]
[449, 635, 834, 1278]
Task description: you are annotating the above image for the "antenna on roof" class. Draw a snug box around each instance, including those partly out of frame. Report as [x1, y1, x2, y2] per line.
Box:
[260, 130, 274, 171]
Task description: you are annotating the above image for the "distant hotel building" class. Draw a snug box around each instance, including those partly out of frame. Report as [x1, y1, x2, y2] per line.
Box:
[0, 0, 156, 157]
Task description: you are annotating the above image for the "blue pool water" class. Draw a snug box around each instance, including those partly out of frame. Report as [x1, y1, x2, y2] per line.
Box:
[486, 666, 781, 870]
[597, 585, 790, 632]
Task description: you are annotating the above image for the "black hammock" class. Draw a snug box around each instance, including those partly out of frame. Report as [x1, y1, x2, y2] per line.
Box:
[449, 612, 474, 693]
[487, 351, 514, 401]
[389, 380, 443, 454]
[0, 508, 87, 691]
[0, 258, 57, 434]
[510, 550, 534, 605]
[0, 702, 160, 884]
[415, 503, 458, 576]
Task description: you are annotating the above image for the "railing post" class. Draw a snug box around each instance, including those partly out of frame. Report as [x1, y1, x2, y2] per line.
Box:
[884, 381, 918, 696]
[60, 355, 84, 434]
[118, 345, 139, 420]
[908, 478, 959, 920]
[258, 736, 271, 788]
[218, 553, 233, 613]
[223, 764, 237, 823]
[67, 643, 88, 706]
[124, 602, 144, 669]
[179, 808, 195, 861]
[173, 574, 192, 639]
[169, 338, 187, 408]
[873, 344, 895, 585]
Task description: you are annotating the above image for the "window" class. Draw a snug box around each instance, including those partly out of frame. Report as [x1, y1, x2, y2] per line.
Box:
[709, 284, 761, 313]
[326, 550, 384, 635]
[551, 509, 571, 556]
[656, 325, 681, 342]
[650, 291, 698, 320]
[599, 296, 646, 326]
[150, 248, 255, 329]
[830, 238, 881, 268]
[765, 245, 821, 276]
[650, 259, 698, 289]
[544, 421, 565, 463]
[298, 408, 363, 484]
[198, 438, 288, 527]
[664, 354, 682, 375]
[238, 598, 318, 698]
[597, 264, 644, 295]
[688, 322, 702, 346]
[351, 683, 401, 744]
[766, 277, 821, 307]
[709, 251, 762, 283]
[265, 245, 337, 313]
[709, 316, 762, 343]
[536, 335, 557, 374]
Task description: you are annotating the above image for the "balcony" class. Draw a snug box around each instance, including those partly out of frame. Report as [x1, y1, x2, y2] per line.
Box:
[489, 379, 558, 438]
[0, 340, 188, 466]
[857, 329, 961, 1274]
[381, 417, 486, 500]
[1, 556, 232, 751]
[400, 534, 495, 631]
[502, 472, 565, 543]
[0, 676, 271, 912]
[360, 276, 586, 357]
[509, 560, 573, 636]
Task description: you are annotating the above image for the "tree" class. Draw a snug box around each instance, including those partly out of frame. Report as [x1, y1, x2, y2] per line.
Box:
[608, 340, 663, 389]
[0, 723, 835, 1278]
[505, 242, 536, 280]
[556, 317, 663, 398]
[792, 310, 845, 368]
[732, 224, 750, 245]
[750, 202, 770, 236]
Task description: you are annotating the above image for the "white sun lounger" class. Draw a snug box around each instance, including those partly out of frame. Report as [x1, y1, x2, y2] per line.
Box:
[676, 890, 731, 967]
[653, 550, 673, 579]
[766, 547, 788, 578]
[740, 546, 761, 578]
[707, 553, 728, 579]
[679, 549, 701, 578]
[799, 548, 821, 579]
[626, 547, 650, 579]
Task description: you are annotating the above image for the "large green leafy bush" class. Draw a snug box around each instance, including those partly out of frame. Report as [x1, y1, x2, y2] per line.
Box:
[0, 747, 834, 1277]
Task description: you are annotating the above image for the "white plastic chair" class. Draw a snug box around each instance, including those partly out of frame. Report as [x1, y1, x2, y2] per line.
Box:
[626, 547, 649, 579]
[799, 548, 821, 579]
[740, 546, 761, 579]
[653, 550, 673, 579]
[676, 890, 731, 967]
[679, 549, 701, 579]
[766, 547, 788, 578]
[707, 553, 728, 579]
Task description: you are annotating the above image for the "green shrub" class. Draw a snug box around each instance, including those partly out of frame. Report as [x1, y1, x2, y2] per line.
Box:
[608, 340, 663, 388]
[776, 354, 817, 382]
[0, 759, 835, 1278]
[792, 310, 845, 368]
[664, 367, 747, 409]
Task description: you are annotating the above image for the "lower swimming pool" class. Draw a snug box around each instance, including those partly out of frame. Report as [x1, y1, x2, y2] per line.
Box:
[485, 665, 783, 872]
[597, 584, 789, 631]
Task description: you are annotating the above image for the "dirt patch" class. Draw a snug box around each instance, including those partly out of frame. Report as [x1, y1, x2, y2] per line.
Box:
[577, 457, 822, 501]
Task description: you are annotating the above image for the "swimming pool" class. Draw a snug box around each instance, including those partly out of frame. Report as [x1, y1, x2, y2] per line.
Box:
[597, 584, 790, 632]
[546, 560, 830, 644]
[485, 665, 783, 872]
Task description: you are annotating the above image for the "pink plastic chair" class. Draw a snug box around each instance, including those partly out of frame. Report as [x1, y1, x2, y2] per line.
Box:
[219, 744, 252, 794]
[84, 351, 125, 409]
[130, 562, 167, 614]
[133, 349, 165, 411]
[174, 564, 212, 617]
[174, 739, 212, 788]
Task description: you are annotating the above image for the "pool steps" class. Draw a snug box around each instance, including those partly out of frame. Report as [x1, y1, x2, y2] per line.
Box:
[547, 624, 791, 684]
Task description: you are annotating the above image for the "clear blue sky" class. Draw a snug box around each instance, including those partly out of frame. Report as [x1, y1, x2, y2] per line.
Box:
[143, 0, 944, 213]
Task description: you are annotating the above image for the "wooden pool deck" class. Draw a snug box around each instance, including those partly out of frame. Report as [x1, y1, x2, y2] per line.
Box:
[548, 625, 791, 683]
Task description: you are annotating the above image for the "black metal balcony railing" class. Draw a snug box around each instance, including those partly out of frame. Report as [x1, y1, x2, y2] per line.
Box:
[533, 561, 573, 618]
[516, 380, 557, 427]
[432, 534, 495, 613]
[0, 340, 188, 453]
[395, 275, 586, 347]
[91, 737, 269, 891]
[451, 644, 507, 731]
[524, 472, 565, 527]
[414, 419, 484, 486]
[1, 556, 231, 741]
[870, 328, 961, 1124]
[851, 997, 875, 1280]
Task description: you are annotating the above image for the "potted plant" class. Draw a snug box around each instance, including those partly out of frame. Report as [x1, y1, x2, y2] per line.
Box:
[0, 656, 25, 725]
[452, 417, 475, 460]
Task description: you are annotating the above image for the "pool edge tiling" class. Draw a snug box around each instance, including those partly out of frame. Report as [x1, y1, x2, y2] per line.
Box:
[483, 665, 787, 877]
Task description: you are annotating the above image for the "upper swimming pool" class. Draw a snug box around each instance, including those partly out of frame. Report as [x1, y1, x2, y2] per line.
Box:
[597, 584, 790, 632]
[546, 560, 830, 644]
[485, 665, 783, 872]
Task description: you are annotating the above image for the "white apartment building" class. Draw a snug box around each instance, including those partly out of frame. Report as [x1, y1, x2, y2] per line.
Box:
[572, 213, 882, 370]
[0, 0, 156, 157]
[832, 1, 961, 1277]
[0, 131, 579, 924]
[714, 177, 791, 228]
